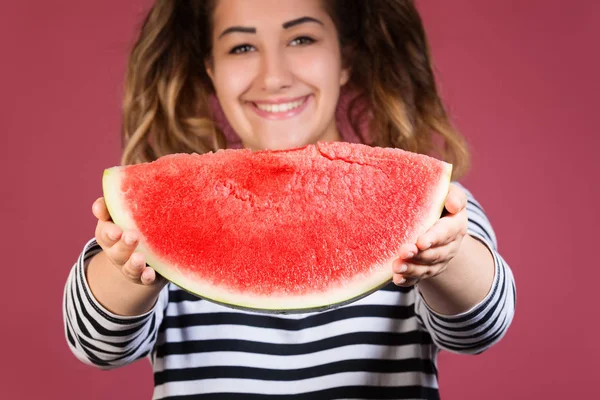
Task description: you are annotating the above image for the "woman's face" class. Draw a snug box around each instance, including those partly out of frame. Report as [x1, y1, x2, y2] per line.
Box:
[207, 0, 349, 151]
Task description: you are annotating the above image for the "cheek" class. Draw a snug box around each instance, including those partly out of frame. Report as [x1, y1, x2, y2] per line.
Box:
[213, 59, 255, 100]
[292, 49, 343, 95]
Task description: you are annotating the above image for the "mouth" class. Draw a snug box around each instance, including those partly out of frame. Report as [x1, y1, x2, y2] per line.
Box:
[248, 95, 311, 120]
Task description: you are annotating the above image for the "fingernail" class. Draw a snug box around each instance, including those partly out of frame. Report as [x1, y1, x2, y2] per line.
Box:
[396, 277, 406, 285]
[108, 231, 118, 241]
[399, 264, 407, 273]
[125, 233, 137, 245]
[133, 255, 143, 268]
[406, 252, 415, 259]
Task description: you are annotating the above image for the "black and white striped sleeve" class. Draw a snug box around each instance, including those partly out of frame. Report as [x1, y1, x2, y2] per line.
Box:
[414, 183, 516, 355]
[62, 238, 168, 369]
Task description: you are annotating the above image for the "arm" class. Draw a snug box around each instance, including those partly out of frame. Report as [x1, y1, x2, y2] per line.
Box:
[62, 238, 169, 369]
[415, 243, 514, 354]
[395, 183, 516, 354]
[416, 224, 496, 315]
[87, 197, 167, 316]
[86, 248, 165, 316]
[63, 196, 170, 368]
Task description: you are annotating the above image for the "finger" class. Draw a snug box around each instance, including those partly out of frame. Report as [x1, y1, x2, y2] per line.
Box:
[121, 252, 146, 282]
[107, 230, 140, 266]
[95, 219, 123, 248]
[393, 275, 420, 287]
[445, 184, 467, 215]
[393, 261, 440, 278]
[140, 266, 158, 285]
[417, 209, 467, 251]
[393, 273, 406, 286]
[92, 197, 112, 222]
[397, 243, 419, 260]
[416, 217, 455, 251]
[409, 243, 455, 266]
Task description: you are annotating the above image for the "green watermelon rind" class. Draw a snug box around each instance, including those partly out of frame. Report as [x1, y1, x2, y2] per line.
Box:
[102, 156, 452, 315]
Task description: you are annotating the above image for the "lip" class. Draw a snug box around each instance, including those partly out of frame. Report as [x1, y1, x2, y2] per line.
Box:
[248, 95, 311, 120]
[251, 95, 310, 105]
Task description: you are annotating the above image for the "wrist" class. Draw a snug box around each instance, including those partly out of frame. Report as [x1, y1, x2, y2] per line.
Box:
[86, 251, 166, 316]
[416, 235, 495, 315]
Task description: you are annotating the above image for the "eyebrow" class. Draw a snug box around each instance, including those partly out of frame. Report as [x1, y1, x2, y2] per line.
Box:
[282, 16, 323, 29]
[218, 16, 324, 39]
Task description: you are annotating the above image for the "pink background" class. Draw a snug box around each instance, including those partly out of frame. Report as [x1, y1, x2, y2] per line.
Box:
[2, 0, 599, 399]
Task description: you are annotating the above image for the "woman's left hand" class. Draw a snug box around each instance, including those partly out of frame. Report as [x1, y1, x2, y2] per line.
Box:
[392, 183, 469, 287]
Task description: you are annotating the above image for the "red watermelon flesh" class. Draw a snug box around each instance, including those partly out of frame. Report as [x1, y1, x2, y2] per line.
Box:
[103, 141, 452, 313]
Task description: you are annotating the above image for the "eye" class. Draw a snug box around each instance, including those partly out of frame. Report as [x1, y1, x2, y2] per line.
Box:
[229, 44, 255, 54]
[290, 36, 316, 47]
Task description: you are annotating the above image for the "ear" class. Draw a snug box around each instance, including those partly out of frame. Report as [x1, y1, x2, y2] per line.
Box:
[339, 44, 354, 86]
[205, 57, 215, 82]
[340, 66, 351, 86]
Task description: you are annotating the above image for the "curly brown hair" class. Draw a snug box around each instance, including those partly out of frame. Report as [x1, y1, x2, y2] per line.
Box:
[120, 0, 470, 179]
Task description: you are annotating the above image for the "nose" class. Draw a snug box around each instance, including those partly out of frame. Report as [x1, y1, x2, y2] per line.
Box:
[258, 48, 293, 92]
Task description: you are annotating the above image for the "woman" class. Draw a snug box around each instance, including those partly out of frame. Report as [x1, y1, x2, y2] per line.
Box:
[63, 0, 516, 398]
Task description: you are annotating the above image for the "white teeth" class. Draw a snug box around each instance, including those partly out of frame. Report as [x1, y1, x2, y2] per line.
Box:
[255, 98, 305, 113]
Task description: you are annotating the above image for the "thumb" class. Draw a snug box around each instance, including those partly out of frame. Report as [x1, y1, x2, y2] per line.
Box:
[445, 184, 467, 215]
[92, 197, 112, 222]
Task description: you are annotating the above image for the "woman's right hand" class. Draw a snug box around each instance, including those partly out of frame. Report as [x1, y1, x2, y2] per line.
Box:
[92, 197, 165, 287]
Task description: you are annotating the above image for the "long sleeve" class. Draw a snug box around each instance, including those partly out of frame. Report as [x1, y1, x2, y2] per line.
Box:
[414, 183, 517, 355]
[62, 238, 168, 369]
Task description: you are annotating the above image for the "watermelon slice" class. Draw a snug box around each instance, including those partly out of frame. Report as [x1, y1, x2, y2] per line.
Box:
[102, 142, 452, 313]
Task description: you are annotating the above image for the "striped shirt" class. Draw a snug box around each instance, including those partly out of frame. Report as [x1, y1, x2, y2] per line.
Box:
[62, 183, 516, 399]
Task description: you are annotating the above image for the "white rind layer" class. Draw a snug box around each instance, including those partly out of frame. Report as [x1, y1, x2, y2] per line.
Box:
[102, 161, 452, 314]
[421, 162, 453, 245]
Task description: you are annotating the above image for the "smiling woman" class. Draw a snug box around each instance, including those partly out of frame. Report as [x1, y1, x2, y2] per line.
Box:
[207, 0, 349, 150]
[62, 0, 516, 399]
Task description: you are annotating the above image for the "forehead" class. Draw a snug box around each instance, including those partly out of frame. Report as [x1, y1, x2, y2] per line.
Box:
[212, 0, 328, 28]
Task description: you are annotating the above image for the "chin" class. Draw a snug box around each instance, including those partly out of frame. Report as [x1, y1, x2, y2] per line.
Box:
[249, 130, 317, 151]
[253, 141, 299, 151]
